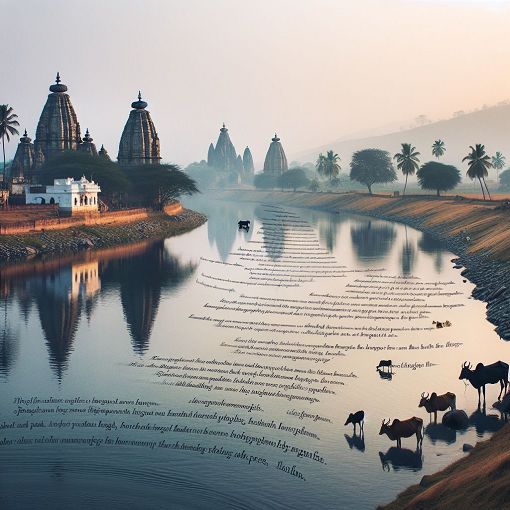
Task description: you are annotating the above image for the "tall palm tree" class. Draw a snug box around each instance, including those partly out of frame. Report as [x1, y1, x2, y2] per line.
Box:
[393, 143, 420, 195]
[432, 139, 446, 159]
[0, 105, 20, 180]
[463, 144, 492, 200]
[492, 151, 505, 182]
[316, 150, 340, 182]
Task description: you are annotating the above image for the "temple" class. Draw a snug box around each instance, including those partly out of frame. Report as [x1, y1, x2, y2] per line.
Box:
[117, 92, 161, 166]
[207, 123, 254, 182]
[10, 73, 114, 186]
[34, 73, 82, 166]
[263, 133, 288, 176]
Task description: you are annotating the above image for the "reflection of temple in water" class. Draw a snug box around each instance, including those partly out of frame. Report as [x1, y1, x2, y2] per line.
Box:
[255, 206, 285, 261]
[350, 220, 396, 262]
[0, 301, 18, 378]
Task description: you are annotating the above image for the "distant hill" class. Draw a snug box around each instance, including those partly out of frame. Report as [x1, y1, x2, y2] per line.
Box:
[293, 104, 510, 182]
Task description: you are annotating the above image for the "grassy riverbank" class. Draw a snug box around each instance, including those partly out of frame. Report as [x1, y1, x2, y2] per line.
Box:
[378, 424, 510, 510]
[0, 208, 207, 263]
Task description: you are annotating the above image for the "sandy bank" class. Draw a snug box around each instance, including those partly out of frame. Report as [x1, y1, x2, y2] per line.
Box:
[378, 424, 510, 510]
[214, 189, 510, 340]
[0, 208, 207, 263]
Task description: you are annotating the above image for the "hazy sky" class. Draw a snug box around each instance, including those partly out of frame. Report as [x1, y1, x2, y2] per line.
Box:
[3, 0, 510, 167]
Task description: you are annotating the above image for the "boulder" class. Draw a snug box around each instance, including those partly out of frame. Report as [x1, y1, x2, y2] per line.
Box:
[462, 443, 474, 452]
[442, 410, 468, 429]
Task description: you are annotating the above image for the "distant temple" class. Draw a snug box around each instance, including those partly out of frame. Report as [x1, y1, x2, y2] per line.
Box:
[263, 133, 288, 176]
[118, 92, 161, 166]
[207, 124, 254, 182]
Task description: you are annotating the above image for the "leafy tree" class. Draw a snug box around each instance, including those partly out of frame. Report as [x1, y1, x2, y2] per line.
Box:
[309, 178, 320, 192]
[185, 160, 217, 189]
[393, 143, 420, 195]
[39, 151, 129, 197]
[498, 168, 510, 190]
[278, 168, 310, 191]
[416, 161, 461, 196]
[316, 150, 341, 182]
[462, 144, 492, 200]
[0, 105, 20, 180]
[254, 173, 277, 189]
[122, 164, 199, 209]
[349, 149, 397, 194]
[492, 151, 505, 181]
[432, 139, 446, 159]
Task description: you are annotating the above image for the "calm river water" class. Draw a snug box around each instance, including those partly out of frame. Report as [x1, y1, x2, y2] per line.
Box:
[0, 197, 508, 510]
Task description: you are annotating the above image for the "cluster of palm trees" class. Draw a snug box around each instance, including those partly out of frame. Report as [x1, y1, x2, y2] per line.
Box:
[393, 139, 505, 200]
[316, 150, 341, 182]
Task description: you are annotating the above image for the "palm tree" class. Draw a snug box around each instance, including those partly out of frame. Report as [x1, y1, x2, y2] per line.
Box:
[0, 105, 20, 179]
[462, 144, 492, 200]
[393, 143, 420, 195]
[492, 151, 505, 182]
[432, 139, 446, 159]
[316, 150, 340, 182]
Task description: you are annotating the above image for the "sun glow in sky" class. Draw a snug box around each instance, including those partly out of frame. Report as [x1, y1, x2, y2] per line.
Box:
[3, 0, 510, 166]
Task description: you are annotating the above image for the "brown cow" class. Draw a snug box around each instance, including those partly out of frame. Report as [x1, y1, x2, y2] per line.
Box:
[419, 392, 456, 422]
[379, 417, 423, 448]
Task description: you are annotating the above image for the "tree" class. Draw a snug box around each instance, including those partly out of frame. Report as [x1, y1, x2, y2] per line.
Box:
[309, 178, 320, 192]
[393, 143, 420, 195]
[122, 164, 199, 209]
[349, 149, 397, 194]
[462, 144, 492, 200]
[416, 161, 461, 196]
[492, 152, 505, 182]
[498, 168, 510, 190]
[316, 150, 341, 182]
[0, 105, 20, 181]
[432, 139, 446, 159]
[39, 151, 129, 198]
[254, 173, 277, 189]
[278, 168, 310, 192]
[185, 160, 217, 189]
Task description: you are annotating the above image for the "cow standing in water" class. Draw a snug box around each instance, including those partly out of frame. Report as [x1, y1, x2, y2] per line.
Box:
[377, 360, 392, 372]
[379, 417, 423, 448]
[459, 361, 509, 405]
[344, 411, 365, 434]
[418, 392, 456, 422]
[238, 220, 250, 230]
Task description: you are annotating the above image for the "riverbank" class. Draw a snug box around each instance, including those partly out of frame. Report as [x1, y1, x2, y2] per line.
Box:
[215, 189, 510, 340]
[378, 423, 510, 510]
[0, 208, 207, 263]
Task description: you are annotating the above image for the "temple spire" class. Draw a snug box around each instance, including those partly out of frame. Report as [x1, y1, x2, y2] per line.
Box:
[56, 72, 61, 84]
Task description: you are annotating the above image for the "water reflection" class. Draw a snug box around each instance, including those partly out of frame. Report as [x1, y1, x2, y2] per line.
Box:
[0, 301, 18, 378]
[255, 206, 285, 261]
[1, 240, 197, 376]
[424, 423, 457, 445]
[400, 226, 416, 276]
[418, 233, 448, 273]
[468, 404, 505, 437]
[344, 432, 365, 452]
[350, 220, 396, 262]
[379, 447, 423, 472]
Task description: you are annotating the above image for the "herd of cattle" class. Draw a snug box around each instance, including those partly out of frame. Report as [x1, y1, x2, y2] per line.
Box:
[345, 359, 510, 449]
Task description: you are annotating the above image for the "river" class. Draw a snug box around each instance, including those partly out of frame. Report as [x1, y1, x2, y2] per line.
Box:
[0, 197, 508, 509]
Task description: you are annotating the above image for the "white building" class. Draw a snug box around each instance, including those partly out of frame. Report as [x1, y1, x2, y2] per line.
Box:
[25, 176, 101, 214]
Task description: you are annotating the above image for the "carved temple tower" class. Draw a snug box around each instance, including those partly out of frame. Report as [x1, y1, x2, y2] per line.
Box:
[118, 92, 161, 166]
[10, 130, 35, 179]
[263, 134, 288, 176]
[33, 73, 82, 167]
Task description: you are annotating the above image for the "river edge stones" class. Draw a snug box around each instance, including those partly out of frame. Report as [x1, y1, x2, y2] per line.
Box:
[0, 209, 207, 263]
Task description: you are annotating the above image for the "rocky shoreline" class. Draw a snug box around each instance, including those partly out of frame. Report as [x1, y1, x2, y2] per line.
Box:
[0, 208, 207, 263]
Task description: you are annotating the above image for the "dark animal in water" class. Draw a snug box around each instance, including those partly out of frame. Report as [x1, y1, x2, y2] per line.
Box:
[418, 392, 456, 422]
[344, 433, 365, 452]
[238, 220, 250, 229]
[344, 410, 364, 433]
[459, 361, 509, 404]
[379, 417, 423, 448]
[377, 360, 392, 372]
[432, 320, 452, 328]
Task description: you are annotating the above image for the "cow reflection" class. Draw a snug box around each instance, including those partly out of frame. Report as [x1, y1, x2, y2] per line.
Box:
[425, 423, 457, 445]
[379, 447, 423, 472]
[469, 403, 504, 437]
[377, 368, 393, 381]
[344, 432, 365, 452]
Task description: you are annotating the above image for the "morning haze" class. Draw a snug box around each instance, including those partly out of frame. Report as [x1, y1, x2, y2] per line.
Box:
[3, 0, 510, 167]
